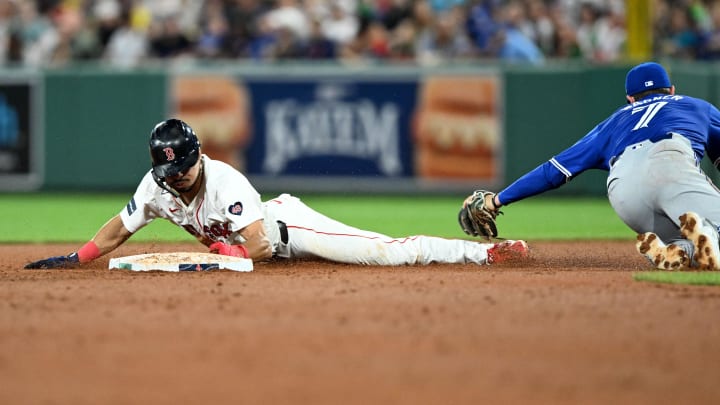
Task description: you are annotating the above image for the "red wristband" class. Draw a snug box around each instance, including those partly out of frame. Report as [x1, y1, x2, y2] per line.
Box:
[209, 242, 249, 258]
[77, 241, 101, 263]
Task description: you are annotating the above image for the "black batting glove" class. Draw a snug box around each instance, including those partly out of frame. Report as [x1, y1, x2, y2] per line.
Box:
[24, 253, 80, 269]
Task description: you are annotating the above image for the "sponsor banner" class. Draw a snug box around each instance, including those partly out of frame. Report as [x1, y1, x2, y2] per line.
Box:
[0, 74, 42, 190]
[245, 79, 417, 177]
[170, 73, 502, 191]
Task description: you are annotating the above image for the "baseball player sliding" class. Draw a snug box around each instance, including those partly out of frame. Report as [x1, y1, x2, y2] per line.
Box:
[25, 119, 528, 269]
[459, 62, 720, 271]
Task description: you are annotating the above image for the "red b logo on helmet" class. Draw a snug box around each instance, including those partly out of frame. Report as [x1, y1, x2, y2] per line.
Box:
[163, 147, 175, 161]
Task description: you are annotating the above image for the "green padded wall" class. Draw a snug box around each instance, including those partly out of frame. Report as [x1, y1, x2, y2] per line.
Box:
[37, 63, 720, 194]
[44, 69, 166, 189]
[503, 65, 628, 196]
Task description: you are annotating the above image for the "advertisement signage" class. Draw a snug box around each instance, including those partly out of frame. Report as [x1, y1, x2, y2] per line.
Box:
[245, 79, 417, 178]
[171, 72, 502, 193]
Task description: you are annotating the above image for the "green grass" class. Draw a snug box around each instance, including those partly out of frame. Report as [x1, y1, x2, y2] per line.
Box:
[2, 193, 192, 243]
[1, 193, 632, 243]
[10, 193, 720, 287]
[301, 195, 631, 240]
[634, 271, 720, 286]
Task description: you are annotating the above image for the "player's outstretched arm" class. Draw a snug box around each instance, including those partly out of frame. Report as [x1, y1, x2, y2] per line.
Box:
[91, 214, 133, 255]
[24, 215, 132, 269]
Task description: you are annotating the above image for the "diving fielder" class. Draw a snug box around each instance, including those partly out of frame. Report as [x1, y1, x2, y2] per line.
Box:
[459, 62, 720, 270]
[25, 119, 528, 269]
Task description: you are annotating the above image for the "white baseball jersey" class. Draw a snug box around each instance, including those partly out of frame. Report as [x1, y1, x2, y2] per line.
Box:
[121, 155, 495, 265]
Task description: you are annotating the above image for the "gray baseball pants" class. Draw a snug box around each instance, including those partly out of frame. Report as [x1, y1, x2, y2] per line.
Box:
[607, 134, 720, 253]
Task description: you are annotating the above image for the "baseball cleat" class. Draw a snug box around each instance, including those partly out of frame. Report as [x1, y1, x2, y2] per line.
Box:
[487, 240, 529, 264]
[636, 232, 688, 270]
[680, 212, 720, 270]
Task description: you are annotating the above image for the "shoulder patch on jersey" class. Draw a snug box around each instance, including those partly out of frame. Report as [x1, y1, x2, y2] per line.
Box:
[126, 197, 137, 215]
[228, 201, 244, 216]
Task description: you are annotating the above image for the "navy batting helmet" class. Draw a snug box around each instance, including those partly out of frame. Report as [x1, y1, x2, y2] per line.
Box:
[149, 119, 201, 179]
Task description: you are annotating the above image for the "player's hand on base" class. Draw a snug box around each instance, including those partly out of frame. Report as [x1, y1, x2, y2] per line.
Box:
[209, 242, 249, 258]
[24, 253, 80, 269]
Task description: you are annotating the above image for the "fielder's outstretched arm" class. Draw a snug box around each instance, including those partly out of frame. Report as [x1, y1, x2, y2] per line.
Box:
[24, 214, 133, 269]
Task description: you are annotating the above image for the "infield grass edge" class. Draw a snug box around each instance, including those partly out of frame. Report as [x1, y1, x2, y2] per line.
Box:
[633, 271, 720, 286]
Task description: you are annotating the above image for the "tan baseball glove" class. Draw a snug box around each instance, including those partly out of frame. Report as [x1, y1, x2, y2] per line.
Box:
[458, 190, 502, 239]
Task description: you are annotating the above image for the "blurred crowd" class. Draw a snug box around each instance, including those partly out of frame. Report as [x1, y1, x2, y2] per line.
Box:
[1, 0, 719, 69]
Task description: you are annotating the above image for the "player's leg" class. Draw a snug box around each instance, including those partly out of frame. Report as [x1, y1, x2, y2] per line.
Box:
[656, 178, 720, 269]
[613, 136, 720, 269]
[608, 137, 696, 268]
[652, 138, 720, 269]
[607, 145, 668, 236]
[643, 135, 720, 226]
[268, 194, 516, 265]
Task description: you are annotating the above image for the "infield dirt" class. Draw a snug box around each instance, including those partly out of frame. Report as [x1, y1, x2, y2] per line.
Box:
[2, 241, 719, 405]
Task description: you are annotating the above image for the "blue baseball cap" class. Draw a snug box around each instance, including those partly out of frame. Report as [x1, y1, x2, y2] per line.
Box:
[625, 62, 672, 96]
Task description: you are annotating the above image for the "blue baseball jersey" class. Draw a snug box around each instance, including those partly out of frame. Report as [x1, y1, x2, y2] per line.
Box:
[498, 94, 720, 205]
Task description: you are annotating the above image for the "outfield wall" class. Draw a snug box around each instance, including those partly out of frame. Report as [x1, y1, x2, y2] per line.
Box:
[2, 62, 718, 195]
